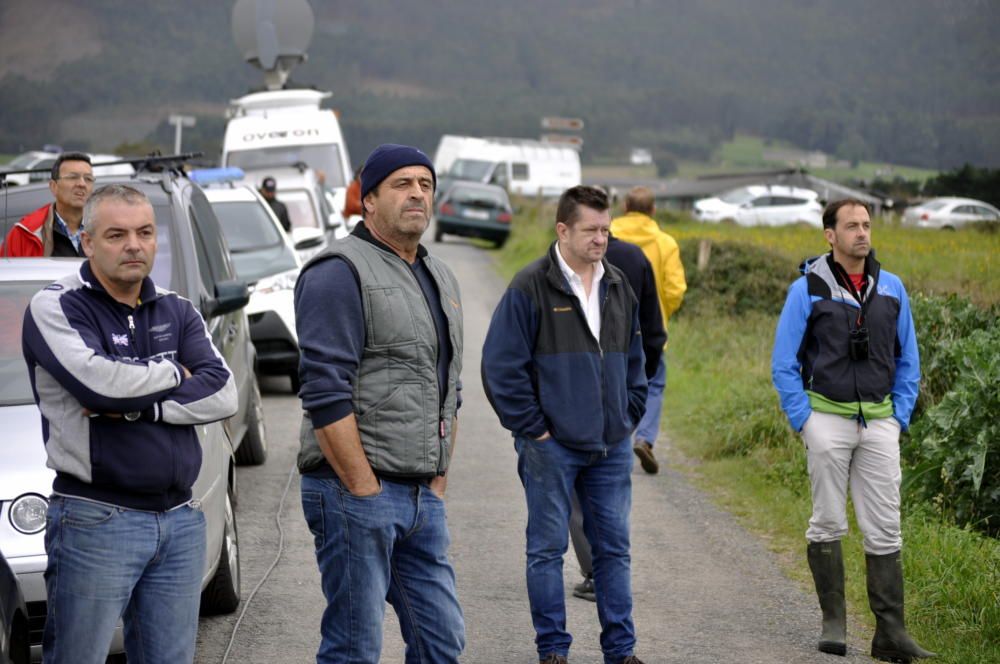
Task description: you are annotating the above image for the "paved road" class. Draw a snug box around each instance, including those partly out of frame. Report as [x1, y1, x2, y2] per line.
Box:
[196, 234, 874, 663]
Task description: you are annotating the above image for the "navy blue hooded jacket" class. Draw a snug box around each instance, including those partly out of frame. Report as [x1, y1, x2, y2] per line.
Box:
[481, 242, 647, 450]
[22, 262, 238, 511]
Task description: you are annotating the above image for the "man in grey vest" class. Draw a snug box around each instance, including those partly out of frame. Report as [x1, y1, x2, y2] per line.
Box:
[294, 144, 465, 663]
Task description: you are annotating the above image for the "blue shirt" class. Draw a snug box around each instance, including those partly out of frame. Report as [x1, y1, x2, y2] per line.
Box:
[53, 211, 82, 253]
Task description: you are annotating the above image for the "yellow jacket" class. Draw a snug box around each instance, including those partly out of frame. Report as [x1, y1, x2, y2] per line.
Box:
[610, 212, 686, 329]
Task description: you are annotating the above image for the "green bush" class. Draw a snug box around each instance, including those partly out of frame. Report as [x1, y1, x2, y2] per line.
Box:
[905, 327, 1000, 535]
[910, 294, 998, 412]
[677, 239, 796, 316]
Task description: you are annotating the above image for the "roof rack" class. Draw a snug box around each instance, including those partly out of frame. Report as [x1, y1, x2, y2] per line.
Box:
[127, 151, 204, 174]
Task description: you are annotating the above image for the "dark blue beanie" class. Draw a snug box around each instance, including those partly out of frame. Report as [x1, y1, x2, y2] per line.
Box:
[360, 144, 436, 200]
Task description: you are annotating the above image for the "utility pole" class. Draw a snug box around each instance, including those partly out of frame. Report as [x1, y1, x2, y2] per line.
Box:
[169, 114, 196, 154]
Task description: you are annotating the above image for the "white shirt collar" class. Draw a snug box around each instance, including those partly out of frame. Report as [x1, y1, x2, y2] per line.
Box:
[554, 242, 604, 288]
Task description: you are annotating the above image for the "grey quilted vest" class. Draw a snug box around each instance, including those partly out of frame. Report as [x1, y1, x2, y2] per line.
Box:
[297, 235, 463, 478]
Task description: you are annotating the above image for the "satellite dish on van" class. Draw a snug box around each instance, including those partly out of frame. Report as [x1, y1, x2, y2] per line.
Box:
[232, 0, 315, 90]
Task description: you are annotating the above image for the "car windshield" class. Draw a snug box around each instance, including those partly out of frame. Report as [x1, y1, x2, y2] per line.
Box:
[226, 145, 346, 187]
[6, 153, 44, 169]
[212, 200, 297, 282]
[718, 188, 756, 205]
[212, 201, 284, 252]
[0, 281, 46, 406]
[280, 190, 321, 231]
[449, 187, 508, 209]
[448, 159, 493, 181]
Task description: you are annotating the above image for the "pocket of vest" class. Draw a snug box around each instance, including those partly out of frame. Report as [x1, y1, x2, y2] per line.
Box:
[366, 286, 418, 347]
[357, 381, 428, 472]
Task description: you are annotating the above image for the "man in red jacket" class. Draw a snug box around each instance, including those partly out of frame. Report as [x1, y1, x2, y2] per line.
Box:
[1, 152, 94, 257]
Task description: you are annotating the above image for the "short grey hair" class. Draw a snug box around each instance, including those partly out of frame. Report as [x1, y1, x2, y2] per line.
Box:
[82, 184, 151, 234]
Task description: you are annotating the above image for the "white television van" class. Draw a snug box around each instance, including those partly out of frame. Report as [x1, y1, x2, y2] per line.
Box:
[433, 135, 581, 198]
[221, 88, 353, 229]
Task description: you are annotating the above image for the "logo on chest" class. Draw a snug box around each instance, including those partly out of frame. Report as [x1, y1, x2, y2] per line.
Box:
[112, 333, 129, 347]
[150, 322, 173, 343]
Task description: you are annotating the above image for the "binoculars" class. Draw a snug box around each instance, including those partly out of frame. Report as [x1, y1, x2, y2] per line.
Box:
[849, 327, 870, 361]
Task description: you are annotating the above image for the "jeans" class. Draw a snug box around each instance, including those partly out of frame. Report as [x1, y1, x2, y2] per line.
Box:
[802, 412, 903, 554]
[515, 436, 635, 664]
[301, 474, 465, 664]
[634, 354, 666, 446]
[42, 495, 206, 664]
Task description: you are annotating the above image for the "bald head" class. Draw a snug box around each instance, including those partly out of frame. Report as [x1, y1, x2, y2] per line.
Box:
[625, 187, 655, 216]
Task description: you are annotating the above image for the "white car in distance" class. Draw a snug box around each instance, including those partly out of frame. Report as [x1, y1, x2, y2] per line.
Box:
[693, 185, 823, 227]
[902, 197, 1000, 230]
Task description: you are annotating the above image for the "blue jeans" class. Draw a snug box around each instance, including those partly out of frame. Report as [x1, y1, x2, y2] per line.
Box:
[301, 474, 465, 664]
[42, 495, 206, 664]
[515, 436, 635, 664]
[634, 354, 666, 446]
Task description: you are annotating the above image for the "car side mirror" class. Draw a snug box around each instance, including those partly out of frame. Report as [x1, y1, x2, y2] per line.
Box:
[292, 226, 325, 250]
[204, 279, 249, 318]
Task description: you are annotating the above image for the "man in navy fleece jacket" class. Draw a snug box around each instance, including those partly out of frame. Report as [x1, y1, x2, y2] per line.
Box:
[22, 184, 237, 664]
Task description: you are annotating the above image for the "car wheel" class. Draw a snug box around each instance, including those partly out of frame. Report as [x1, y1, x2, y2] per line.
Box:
[493, 235, 508, 249]
[235, 379, 267, 466]
[434, 227, 444, 242]
[200, 484, 240, 616]
[289, 369, 301, 394]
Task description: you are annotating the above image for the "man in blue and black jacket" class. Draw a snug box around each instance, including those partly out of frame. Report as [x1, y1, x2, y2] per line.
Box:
[482, 185, 648, 664]
[22, 184, 238, 664]
[772, 198, 934, 662]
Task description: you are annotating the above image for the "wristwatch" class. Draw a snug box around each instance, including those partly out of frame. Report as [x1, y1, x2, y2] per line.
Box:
[124, 411, 141, 422]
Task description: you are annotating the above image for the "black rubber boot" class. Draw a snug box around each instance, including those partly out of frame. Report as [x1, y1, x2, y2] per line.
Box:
[866, 551, 937, 662]
[807, 541, 847, 656]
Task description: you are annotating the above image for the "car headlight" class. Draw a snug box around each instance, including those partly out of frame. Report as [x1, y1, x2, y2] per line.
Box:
[252, 269, 300, 296]
[10, 493, 48, 534]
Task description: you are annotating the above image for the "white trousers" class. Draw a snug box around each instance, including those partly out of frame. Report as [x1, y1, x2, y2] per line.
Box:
[801, 411, 902, 555]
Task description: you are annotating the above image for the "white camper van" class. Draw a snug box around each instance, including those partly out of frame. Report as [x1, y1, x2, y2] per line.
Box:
[222, 89, 353, 228]
[433, 135, 581, 198]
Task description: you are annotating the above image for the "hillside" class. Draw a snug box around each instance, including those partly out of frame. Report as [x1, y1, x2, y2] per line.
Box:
[1, 0, 997, 169]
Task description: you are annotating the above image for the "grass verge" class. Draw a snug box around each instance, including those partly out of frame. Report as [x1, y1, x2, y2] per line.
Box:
[666, 310, 1000, 664]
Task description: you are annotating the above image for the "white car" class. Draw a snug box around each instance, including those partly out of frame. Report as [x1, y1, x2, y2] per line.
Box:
[1, 151, 134, 186]
[902, 197, 1000, 230]
[693, 185, 823, 227]
[0, 259, 240, 661]
[201, 183, 304, 392]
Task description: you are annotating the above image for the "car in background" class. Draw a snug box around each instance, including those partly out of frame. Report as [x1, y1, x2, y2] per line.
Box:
[902, 197, 1000, 229]
[693, 185, 823, 227]
[434, 182, 513, 248]
[195, 173, 303, 393]
[238, 167, 346, 259]
[0, 259, 241, 662]
[0, 554, 29, 664]
[1, 151, 134, 186]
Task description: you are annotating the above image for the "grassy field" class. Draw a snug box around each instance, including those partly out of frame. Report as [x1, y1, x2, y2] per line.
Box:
[662, 217, 1000, 307]
[494, 203, 1000, 663]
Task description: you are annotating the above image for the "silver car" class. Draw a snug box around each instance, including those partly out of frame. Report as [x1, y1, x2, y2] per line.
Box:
[0, 258, 240, 661]
[902, 196, 1000, 229]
